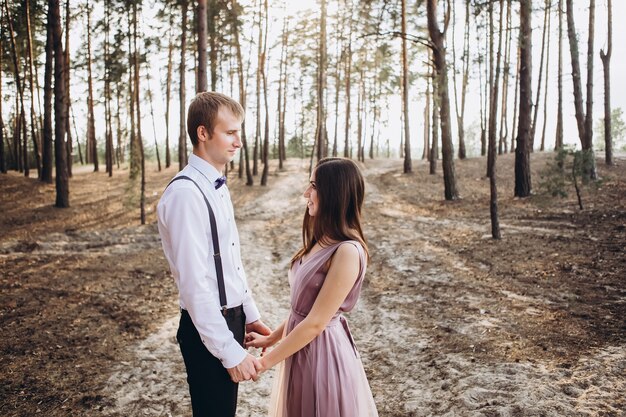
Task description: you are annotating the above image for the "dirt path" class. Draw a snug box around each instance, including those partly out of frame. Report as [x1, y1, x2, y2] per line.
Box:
[2, 154, 624, 416]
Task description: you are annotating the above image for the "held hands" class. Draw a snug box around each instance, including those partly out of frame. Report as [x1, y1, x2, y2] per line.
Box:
[227, 320, 272, 384]
[226, 353, 262, 383]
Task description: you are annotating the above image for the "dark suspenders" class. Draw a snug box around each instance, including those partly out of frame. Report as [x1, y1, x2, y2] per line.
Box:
[166, 175, 228, 315]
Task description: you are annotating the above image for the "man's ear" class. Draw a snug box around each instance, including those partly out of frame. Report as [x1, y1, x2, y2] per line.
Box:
[197, 125, 208, 143]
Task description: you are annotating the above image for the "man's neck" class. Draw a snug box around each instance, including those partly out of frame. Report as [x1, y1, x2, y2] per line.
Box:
[192, 149, 224, 173]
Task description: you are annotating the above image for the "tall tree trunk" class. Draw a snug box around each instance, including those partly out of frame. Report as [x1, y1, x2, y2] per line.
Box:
[430, 66, 439, 175]
[488, 0, 504, 239]
[115, 81, 122, 167]
[315, 0, 328, 162]
[540, 1, 552, 151]
[0, 32, 4, 174]
[26, 0, 42, 178]
[133, 2, 146, 224]
[277, 14, 288, 167]
[197, 0, 208, 92]
[555, 0, 564, 150]
[179, 0, 188, 169]
[253, 0, 263, 177]
[515, 0, 532, 197]
[165, 7, 173, 168]
[530, 1, 549, 150]
[343, 6, 353, 159]
[5, 0, 28, 175]
[487, 0, 495, 177]
[261, 0, 270, 186]
[600, 0, 612, 165]
[401, 0, 411, 172]
[427, 0, 459, 200]
[451, 0, 468, 160]
[64, 0, 72, 175]
[510, 42, 520, 153]
[423, 72, 431, 161]
[86, 2, 98, 171]
[41, 16, 53, 183]
[584, 0, 595, 154]
[566, 0, 596, 178]
[128, 14, 137, 178]
[230, 0, 252, 185]
[498, 0, 512, 155]
[208, 0, 218, 91]
[50, 0, 69, 207]
[104, 0, 113, 176]
[477, 10, 487, 158]
[147, 67, 162, 171]
[565, 0, 586, 149]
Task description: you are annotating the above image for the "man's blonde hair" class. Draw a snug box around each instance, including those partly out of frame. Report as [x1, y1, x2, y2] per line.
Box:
[187, 92, 245, 146]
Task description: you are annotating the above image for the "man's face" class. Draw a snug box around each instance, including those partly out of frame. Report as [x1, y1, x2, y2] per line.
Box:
[198, 108, 242, 168]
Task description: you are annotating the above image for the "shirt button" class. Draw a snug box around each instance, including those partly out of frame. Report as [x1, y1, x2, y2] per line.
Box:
[232, 242, 235, 246]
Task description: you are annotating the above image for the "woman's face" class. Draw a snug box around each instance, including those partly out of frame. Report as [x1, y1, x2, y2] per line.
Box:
[303, 171, 318, 217]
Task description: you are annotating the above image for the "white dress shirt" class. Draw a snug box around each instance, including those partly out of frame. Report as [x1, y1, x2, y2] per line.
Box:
[157, 153, 260, 368]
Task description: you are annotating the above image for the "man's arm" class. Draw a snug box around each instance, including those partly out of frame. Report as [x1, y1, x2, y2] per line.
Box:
[160, 186, 249, 369]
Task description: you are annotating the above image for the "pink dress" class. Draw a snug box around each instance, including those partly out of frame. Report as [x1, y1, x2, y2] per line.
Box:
[269, 241, 379, 417]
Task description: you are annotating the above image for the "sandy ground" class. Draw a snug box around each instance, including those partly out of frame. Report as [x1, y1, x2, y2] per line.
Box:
[1, 152, 624, 416]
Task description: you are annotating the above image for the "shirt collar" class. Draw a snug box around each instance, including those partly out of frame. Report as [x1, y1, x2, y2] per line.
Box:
[188, 153, 223, 183]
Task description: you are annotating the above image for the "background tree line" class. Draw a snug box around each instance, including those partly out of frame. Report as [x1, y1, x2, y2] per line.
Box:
[0, 0, 622, 233]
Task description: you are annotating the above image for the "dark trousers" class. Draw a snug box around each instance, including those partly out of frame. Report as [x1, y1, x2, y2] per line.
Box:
[177, 307, 246, 417]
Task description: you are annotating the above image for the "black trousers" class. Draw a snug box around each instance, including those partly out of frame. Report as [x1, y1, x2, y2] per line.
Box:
[177, 307, 246, 417]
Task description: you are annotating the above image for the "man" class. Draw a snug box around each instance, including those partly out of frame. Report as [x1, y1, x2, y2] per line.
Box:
[157, 92, 270, 417]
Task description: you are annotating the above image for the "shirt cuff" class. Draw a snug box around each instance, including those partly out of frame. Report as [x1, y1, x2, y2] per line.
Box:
[218, 339, 248, 369]
[243, 302, 261, 325]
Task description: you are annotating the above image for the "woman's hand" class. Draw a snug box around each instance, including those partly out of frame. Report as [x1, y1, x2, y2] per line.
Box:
[245, 331, 276, 351]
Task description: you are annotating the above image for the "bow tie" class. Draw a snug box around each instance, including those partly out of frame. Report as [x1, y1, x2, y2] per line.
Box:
[214, 175, 227, 189]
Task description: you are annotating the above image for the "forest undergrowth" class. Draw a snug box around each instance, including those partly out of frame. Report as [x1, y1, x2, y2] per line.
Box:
[0, 152, 624, 416]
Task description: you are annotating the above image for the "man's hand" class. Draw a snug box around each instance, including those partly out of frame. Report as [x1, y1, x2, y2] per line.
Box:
[245, 320, 272, 355]
[227, 353, 261, 383]
[245, 320, 271, 337]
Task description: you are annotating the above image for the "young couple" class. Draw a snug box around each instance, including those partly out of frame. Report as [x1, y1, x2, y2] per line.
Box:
[157, 92, 378, 417]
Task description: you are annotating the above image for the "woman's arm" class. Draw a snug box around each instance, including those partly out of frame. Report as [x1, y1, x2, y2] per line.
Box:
[259, 243, 361, 371]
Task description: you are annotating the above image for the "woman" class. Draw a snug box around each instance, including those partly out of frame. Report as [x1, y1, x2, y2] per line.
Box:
[246, 157, 379, 417]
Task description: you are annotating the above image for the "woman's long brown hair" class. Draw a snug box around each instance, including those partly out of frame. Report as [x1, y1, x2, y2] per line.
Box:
[291, 157, 369, 265]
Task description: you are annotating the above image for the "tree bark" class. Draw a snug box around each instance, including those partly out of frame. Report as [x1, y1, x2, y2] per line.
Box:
[261, 0, 270, 186]
[498, 0, 512, 155]
[86, 2, 98, 171]
[230, 0, 252, 185]
[530, 1, 549, 151]
[165, 6, 173, 168]
[133, 2, 146, 224]
[0, 32, 4, 174]
[50, 0, 69, 207]
[540, 1, 552, 152]
[64, 0, 72, 175]
[514, 0, 532, 197]
[41, 14, 54, 183]
[26, 0, 42, 178]
[197, 0, 208, 92]
[600, 0, 612, 165]
[555, 0, 564, 150]
[5, 0, 28, 175]
[401, 0, 412, 173]
[315, 0, 328, 162]
[179, 0, 188, 170]
[427, 0, 459, 200]
[343, 5, 353, 158]
[430, 65, 439, 175]
[488, 0, 504, 239]
[277, 14, 288, 167]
